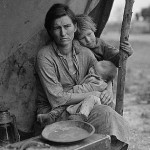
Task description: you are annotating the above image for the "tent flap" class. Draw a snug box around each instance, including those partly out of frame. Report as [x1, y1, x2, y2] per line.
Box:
[88, 0, 114, 37]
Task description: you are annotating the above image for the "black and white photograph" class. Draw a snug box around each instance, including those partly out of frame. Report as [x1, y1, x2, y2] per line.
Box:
[0, 0, 150, 149]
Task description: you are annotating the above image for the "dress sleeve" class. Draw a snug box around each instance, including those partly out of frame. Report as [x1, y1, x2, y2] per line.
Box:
[36, 52, 72, 109]
[69, 79, 107, 93]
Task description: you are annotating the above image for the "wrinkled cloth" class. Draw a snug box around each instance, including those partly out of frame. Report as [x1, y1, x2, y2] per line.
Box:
[90, 38, 120, 67]
[66, 74, 114, 116]
[68, 73, 107, 93]
[66, 72, 107, 117]
[87, 105, 129, 143]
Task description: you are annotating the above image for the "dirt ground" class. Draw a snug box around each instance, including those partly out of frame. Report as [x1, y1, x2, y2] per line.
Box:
[124, 34, 150, 150]
[102, 31, 150, 150]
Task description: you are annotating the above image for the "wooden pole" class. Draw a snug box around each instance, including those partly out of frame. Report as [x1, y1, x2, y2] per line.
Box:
[115, 0, 134, 115]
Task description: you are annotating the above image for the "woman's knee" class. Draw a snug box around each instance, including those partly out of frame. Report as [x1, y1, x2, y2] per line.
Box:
[87, 104, 114, 123]
[92, 104, 114, 115]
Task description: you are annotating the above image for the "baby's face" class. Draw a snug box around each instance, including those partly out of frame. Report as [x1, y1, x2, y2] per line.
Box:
[78, 29, 96, 48]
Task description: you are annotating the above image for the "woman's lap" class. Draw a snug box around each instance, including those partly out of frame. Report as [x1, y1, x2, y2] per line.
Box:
[87, 104, 129, 144]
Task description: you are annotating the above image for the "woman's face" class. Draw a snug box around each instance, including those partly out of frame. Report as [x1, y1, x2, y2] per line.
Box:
[50, 15, 77, 47]
[78, 29, 96, 48]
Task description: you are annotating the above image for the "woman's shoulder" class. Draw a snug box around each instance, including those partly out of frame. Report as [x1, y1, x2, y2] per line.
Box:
[37, 43, 54, 58]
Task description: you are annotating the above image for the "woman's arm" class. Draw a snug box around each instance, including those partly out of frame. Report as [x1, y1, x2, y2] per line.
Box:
[65, 91, 101, 105]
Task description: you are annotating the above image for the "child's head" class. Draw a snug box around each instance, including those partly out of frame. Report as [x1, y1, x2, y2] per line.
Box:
[75, 14, 97, 48]
[96, 61, 117, 82]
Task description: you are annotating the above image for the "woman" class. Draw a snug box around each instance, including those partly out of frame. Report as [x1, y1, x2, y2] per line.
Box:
[36, 3, 129, 150]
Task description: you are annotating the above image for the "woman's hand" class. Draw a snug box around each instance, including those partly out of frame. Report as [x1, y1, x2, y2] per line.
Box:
[120, 41, 133, 57]
[100, 90, 113, 105]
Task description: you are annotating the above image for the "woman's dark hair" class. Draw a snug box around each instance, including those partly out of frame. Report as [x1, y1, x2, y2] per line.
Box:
[44, 3, 76, 37]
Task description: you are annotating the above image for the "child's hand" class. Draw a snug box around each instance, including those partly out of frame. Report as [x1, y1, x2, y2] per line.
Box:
[120, 41, 133, 56]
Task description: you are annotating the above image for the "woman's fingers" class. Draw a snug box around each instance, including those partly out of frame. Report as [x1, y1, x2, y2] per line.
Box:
[100, 90, 106, 100]
[100, 90, 113, 105]
[100, 90, 109, 103]
[105, 96, 113, 105]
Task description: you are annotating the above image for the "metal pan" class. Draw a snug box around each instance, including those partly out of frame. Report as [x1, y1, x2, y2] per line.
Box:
[42, 120, 95, 143]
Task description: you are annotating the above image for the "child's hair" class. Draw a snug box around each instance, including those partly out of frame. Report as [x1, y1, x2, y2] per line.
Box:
[96, 61, 117, 82]
[75, 14, 96, 38]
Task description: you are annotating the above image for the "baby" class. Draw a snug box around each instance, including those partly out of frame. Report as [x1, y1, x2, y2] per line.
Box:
[67, 60, 117, 121]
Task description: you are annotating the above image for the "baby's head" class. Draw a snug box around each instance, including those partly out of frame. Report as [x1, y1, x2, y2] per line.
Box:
[96, 61, 117, 82]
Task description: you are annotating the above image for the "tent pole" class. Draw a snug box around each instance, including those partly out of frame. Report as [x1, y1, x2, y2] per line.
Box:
[115, 0, 134, 115]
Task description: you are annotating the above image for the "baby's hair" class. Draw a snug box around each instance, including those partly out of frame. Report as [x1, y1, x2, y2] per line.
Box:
[75, 14, 97, 38]
[96, 61, 117, 82]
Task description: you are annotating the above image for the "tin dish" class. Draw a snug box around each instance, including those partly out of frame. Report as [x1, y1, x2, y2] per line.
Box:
[42, 120, 95, 143]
